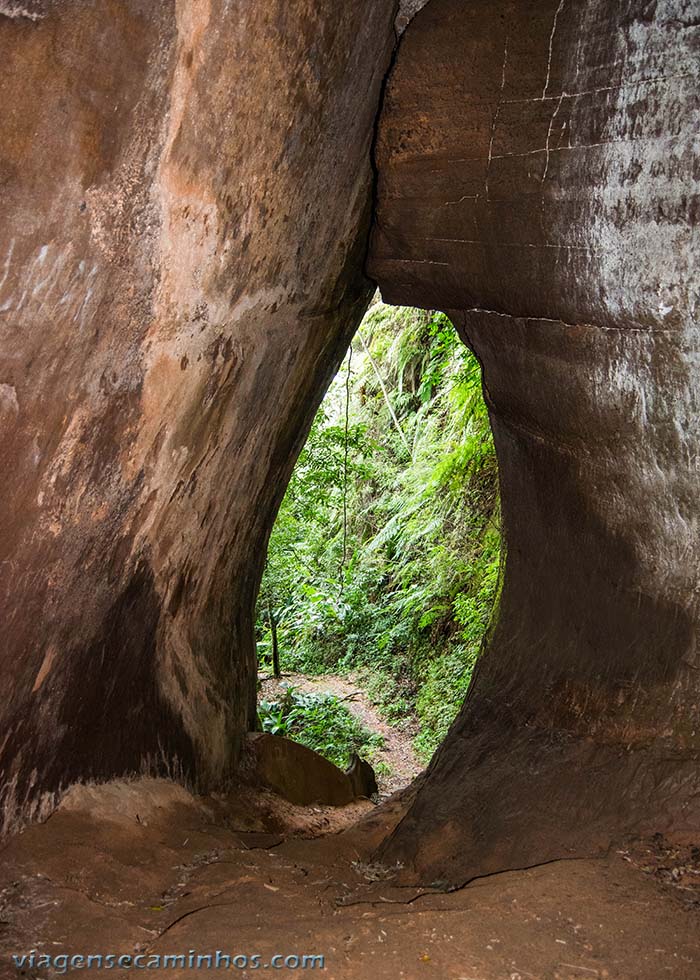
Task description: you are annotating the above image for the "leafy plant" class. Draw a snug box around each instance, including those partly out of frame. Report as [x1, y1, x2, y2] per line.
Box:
[255, 302, 501, 763]
[257, 699, 291, 737]
[257, 686, 383, 769]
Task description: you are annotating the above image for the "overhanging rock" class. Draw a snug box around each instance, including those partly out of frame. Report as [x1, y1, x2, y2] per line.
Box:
[368, 0, 700, 884]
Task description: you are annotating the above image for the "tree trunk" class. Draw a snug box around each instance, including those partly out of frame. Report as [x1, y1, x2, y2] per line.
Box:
[269, 605, 281, 680]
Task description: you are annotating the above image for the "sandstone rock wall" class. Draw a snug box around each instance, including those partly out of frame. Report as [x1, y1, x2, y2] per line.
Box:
[0, 0, 396, 835]
[369, 0, 700, 883]
[3, 0, 698, 878]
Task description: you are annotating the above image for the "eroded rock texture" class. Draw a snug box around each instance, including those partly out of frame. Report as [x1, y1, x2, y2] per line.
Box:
[369, 0, 700, 884]
[0, 0, 396, 835]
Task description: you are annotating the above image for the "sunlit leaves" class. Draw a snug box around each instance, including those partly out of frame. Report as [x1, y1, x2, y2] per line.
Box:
[256, 303, 501, 762]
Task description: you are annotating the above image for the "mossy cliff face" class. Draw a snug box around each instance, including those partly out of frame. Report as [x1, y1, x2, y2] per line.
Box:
[369, 0, 700, 884]
[0, 0, 396, 835]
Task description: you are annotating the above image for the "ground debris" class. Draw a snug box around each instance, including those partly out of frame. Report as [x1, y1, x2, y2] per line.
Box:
[351, 860, 404, 882]
[617, 833, 700, 909]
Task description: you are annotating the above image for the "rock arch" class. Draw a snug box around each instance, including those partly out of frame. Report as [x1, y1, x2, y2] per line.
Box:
[368, 0, 700, 882]
[0, 0, 698, 884]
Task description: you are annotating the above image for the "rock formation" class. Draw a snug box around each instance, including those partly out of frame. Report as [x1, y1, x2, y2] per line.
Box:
[369, 0, 700, 883]
[1, 0, 698, 890]
[0, 0, 396, 836]
[245, 733, 369, 807]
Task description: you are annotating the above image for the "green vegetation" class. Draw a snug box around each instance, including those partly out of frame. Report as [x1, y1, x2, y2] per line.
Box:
[256, 301, 501, 762]
[257, 686, 383, 770]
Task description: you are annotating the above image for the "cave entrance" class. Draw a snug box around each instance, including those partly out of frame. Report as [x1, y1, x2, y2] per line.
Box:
[253, 295, 501, 798]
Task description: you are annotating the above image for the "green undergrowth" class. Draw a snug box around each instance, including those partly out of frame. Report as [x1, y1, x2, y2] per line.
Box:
[256, 301, 501, 763]
[257, 686, 383, 770]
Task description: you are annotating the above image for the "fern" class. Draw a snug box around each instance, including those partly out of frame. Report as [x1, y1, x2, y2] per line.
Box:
[256, 302, 501, 762]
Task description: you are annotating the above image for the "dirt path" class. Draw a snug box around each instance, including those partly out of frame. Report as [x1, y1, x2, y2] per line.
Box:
[2, 778, 698, 980]
[259, 672, 424, 798]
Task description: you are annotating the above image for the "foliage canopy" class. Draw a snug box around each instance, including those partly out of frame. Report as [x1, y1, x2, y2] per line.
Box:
[256, 302, 501, 761]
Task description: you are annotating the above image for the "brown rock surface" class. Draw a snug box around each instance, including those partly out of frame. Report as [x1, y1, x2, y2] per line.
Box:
[0, 1, 396, 835]
[369, 0, 700, 884]
[245, 733, 357, 807]
[1, 0, 699, 928]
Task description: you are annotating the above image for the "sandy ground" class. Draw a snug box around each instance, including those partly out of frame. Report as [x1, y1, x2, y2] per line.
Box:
[259, 672, 424, 798]
[0, 778, 698, 980]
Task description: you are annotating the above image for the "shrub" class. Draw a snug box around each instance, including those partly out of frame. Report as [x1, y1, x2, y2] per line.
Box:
[257, 686, 383, 770]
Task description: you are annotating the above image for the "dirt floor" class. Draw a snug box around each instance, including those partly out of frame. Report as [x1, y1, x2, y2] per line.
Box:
[0, 776, 698, 980]
[259, 672, 423, 798]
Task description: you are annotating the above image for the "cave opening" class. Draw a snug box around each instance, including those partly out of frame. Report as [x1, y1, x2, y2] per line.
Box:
[254, 296, 501, 797]
[1, 0, 699, 972]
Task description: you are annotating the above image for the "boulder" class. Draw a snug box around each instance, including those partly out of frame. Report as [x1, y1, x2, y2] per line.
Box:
[245, 733, 357, 807]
